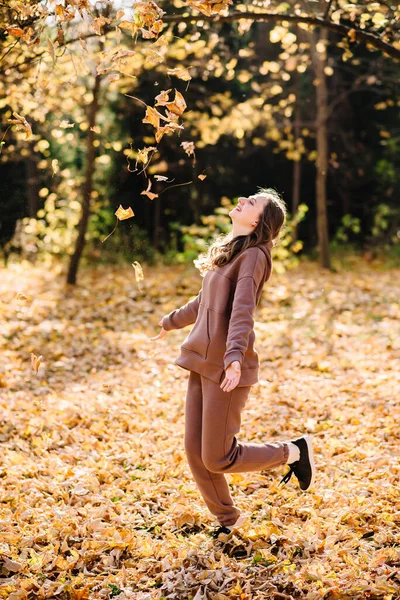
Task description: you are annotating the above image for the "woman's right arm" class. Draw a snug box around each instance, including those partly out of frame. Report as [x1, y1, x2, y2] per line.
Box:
[161, 288, 203, 331]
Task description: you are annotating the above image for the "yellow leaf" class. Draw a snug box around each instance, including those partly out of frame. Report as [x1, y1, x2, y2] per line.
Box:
[47, 38, 56, 63]
[165, 89, 187, 117]
[181, 141, 195, 157]
[348, 29, 357, 43]
[7, 112, 32, 139]
[142, 106, 167, 129]
[167, 67, 192, 81]
[140, 178, 159, 200]
[132, 261, 144, 286]
[155, 122, 184, 143]
[154, 89, 172, 106]
[137, 146, 157, 164]
[30, 353, 42, 374]
[115, 205, 135, 220]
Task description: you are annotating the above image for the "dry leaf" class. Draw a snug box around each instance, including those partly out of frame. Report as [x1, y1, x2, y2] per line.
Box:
[140, 179, 158, 200]
[167, 67, 192, 81]
[154, 88, 172, 105]
[7, 112, 32, 139]
[6, 27, 24, 37]
[59, 120, 75, 128]
[30, 353, 42, 374]
[142, 105, 168, 129]
[47, 38, 56, 63]
[164, 89, 187, 117]
[15, 293, 28, 302]
[186, 0, 233, 16]
[155, 122, 184, 143]
[132, 261, 144, 288]
[137, 146, 157, 165]
[91, 16, 112, 35]
[115, 205, 135, 221]
[181, 141, 195, 157]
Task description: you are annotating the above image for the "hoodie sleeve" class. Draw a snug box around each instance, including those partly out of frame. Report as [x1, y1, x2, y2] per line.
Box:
[223, 250, 267, 371]
[162, 289, 202, 331]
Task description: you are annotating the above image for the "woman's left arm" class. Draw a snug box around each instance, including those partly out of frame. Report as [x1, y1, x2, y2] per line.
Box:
[223, 276, 258, 371]
[223, 250, 267, 371]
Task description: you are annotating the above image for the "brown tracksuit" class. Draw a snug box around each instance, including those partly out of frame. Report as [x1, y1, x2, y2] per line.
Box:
[162, 244, 289, 527]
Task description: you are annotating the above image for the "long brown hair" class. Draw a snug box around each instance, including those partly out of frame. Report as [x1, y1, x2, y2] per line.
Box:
[194, 187, 287, 276]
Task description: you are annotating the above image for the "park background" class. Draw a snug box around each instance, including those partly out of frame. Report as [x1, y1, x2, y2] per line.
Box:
[1, 1, 400, 599]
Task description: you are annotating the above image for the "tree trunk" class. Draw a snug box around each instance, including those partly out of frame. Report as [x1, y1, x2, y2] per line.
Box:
[152, 194, 161, 251]
[311, 28, 331, 269]
[292, 74, 302, 242]
[26, 153, 41, 217]
[67, 72, 102, 285]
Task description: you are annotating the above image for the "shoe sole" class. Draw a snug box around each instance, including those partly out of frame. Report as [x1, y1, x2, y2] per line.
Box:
[301, 434, 316, 491]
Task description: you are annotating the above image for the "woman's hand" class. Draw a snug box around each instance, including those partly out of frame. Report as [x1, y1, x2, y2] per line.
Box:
[149, 319, 168, 341]
[220, 361, 241, 392]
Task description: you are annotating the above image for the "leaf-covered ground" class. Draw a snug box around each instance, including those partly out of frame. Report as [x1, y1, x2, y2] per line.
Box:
[1, 258, 399, 600]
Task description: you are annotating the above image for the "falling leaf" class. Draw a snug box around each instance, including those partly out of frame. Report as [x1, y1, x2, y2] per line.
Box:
[198, 173, 207, 181]
[154, 175, 170, 181]
[132, 261, 144, 289]
[167, 67, 192, 82]
[142, 105, 168, 129]
[7, 112, 32, 139]
[102, 206, 135, 243]
[59, 120, 75, 129]
[348, 28, 357, 42]
[15, 293, 28, 302]
[164, 89, 187, 117]
[140, 179, 158, 200]
[47, 38, 56, 63]
[30, 353, 42, 374]
[115, 205, 135, 221]
[155, 122, 184, 143]
[91, 16, 112, 35]
[90, 126, 101, 134]
[154, 89, 172, 105]
[181, 141, 195, 157]
[136, 146, 157, 165]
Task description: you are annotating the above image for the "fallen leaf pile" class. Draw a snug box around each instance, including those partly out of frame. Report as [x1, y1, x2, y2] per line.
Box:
[0, 258, 399, 599]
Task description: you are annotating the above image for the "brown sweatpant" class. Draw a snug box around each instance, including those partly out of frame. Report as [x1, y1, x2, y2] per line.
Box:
[184, 370, 289, 527]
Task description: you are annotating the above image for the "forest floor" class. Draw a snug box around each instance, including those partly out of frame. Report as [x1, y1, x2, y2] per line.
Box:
[1, 257, 399, 600]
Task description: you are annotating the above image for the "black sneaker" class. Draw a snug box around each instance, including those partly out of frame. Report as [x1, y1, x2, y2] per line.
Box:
[211, 525, 233, 539]
[279, 435, 316, 491]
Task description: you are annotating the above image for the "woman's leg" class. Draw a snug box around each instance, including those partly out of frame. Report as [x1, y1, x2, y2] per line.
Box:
[201, 375, 289, 475]
[184, 370, 241, 526]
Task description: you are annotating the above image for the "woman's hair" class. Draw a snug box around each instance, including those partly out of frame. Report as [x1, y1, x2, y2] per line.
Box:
[194, 187, 287, 276]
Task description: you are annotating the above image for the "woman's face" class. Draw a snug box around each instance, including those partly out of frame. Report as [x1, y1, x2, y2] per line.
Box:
[229, 194, 268, 228]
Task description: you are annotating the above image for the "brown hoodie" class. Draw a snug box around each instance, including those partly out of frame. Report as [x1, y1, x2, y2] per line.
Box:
[162, 244, 273, 387]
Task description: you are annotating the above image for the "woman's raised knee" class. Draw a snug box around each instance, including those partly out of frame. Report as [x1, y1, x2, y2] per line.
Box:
[201, 453, 228, 473]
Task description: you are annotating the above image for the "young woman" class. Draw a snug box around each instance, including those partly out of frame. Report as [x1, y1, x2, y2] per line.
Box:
[151, 188, 316, 539]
